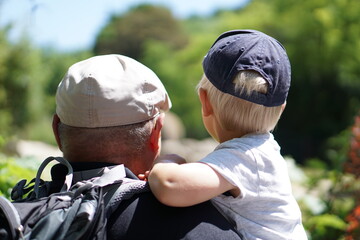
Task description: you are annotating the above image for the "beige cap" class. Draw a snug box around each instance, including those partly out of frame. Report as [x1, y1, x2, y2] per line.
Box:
[56, 54, 171, 128]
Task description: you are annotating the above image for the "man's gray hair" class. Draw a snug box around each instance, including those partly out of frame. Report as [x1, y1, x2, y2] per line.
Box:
[58, 118, 156, 162]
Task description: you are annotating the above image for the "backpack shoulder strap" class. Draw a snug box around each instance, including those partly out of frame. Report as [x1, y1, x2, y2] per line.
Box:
[34, 157, 73, 196]
[105, 179, 150, 217]
[11, 156, 74, 201]
[0, 196, 23, 240]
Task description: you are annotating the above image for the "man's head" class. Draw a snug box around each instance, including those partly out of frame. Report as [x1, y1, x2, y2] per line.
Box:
[53, 54, 171, 174]
[198, 30, 290, 137]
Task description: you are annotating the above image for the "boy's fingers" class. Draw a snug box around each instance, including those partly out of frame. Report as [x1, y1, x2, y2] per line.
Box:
[138, 173, 148, 181]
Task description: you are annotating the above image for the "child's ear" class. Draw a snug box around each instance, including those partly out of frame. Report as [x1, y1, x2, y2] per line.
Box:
[199, 88, 214, 117]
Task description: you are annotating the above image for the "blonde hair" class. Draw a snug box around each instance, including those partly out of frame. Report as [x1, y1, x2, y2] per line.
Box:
[197, 71, 284, 135]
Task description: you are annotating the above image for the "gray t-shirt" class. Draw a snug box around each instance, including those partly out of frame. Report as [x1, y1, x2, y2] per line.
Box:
[200, 133, 308, 240]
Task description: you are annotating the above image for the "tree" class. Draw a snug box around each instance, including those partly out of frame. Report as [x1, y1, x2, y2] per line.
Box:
[93, 4, 188, 61]
[269, 0, 360, 163]
[0, 28, 48, 136]
[0, 25, 91, 142]
[141, 36, 213, 138]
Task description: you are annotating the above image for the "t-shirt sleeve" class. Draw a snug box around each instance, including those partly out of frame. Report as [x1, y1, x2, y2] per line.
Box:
[199, 148, 259, 199]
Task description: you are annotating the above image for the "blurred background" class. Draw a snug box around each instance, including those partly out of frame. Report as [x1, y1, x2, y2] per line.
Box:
[1, 0, 360, 239]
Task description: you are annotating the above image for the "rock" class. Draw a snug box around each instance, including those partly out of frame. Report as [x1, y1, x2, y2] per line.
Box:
[5, 140, 62, 163]
[162, 111, 186, 140]
[161, 138, 217, 162]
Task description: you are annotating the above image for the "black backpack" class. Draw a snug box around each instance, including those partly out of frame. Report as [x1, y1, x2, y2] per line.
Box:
[0, 157, 149, 240]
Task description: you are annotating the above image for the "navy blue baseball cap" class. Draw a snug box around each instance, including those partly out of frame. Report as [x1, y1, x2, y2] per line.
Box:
[202, 29, 291, 107]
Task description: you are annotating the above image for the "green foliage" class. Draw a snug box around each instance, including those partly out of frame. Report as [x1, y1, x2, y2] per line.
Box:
[0, 28, 16, 137]
[142, 36, 213, 138]
[1, 40, 46, 129]
[299, 112, 360, 239]
[0, 25, 91, 142]
[267, 0, 360, 163]
[306, 214, 347, 240]
[0, 28, 50, 140]
[0, 135, 5, 149]
[205, 0, 360, 163]
[299, 159, 360, 240]
[324, 128, 352, 171]
[0, 155, 36, 199]
[93, 4, 188, 61]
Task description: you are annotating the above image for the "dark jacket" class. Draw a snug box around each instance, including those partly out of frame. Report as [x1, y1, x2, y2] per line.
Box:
[52, 162, 242, 239]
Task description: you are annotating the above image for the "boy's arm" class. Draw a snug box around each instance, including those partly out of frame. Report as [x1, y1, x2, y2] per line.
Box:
[148, 154, 237, 207]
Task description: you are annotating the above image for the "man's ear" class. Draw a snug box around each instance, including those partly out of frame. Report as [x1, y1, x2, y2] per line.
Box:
[281, 102, 287, 113]
[149, 113, 165, 152]
[199, 88, 213, 117]
[52, 114, 62, 150]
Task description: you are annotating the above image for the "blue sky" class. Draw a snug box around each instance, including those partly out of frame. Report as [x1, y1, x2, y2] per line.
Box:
[0, 0, 248, 52]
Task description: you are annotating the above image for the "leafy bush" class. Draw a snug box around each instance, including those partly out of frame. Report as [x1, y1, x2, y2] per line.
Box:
[344, 113, 360, 240]
[299, 112, 360, 240]
[306, 214, 347, 240]
[299, 168, 358, 240]
[0, 154, 36, 199]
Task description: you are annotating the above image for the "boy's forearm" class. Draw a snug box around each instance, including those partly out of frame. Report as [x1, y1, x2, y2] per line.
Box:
[148, 162, 189, 206]
[148, 162, 236, 207]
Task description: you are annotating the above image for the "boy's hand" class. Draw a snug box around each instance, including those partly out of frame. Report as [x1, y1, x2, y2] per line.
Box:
[138, 171, 150, 181]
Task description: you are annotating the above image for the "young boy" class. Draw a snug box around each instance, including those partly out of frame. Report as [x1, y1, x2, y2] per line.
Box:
[148, 30, 308, 240]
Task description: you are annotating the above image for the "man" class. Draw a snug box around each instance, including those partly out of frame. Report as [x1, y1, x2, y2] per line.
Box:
[51, 54, 241, 239]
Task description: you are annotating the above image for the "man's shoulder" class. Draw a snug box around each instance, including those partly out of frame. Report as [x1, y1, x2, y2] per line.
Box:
[50, 163, 240, 239]
[107, 190, 241, 240]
